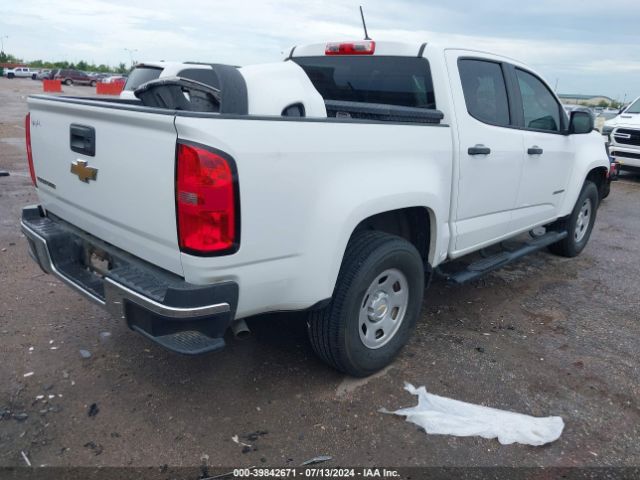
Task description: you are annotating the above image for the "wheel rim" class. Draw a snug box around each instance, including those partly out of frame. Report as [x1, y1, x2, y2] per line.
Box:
[358, 268, 409, 349]
[574, 198, 592, 243]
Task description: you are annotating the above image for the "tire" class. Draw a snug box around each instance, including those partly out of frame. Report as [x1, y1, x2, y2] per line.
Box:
[90, 80, 96, 87]
[7, 73, 14, 79]
[65, 79, 73, 86]
[307, 231, 425, 377]
[548, 181, 599, 257]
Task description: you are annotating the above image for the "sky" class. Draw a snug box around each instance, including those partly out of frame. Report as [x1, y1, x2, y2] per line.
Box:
[1, 0, 639, 101]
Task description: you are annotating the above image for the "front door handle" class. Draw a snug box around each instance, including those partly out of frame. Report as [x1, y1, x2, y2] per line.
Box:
[527, 146, 544, 155]
[468, 145, 491, 156]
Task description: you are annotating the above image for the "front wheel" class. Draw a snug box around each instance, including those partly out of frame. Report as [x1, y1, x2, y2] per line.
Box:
[90, 80, 96, 87]
[549, 181, 599, 257]
[7, 73, 14, 79]
[307, 231, 425, 377]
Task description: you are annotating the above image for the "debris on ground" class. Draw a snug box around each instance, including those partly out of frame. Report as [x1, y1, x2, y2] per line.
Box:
[87, 403, 99, 418]
[83, 441, 103, 455]
[99, 332, 111, 343]
[13, 412, 28, 422]
[23, 372, 34, 378]
[20, 451, 31, 467]
[300, 455, 333, 466]
[231, 435, 251, 448]
[79, 349, 92, 359]
[382, 383, 564, 446]
[244, 430, 268, 442]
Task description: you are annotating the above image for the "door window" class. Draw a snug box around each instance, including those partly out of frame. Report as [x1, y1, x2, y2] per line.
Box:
[515, 69, 561, 132]
[458, 59, 510, 127]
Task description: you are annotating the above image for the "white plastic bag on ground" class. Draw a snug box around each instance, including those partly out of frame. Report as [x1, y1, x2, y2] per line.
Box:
[382, 383, 564, 446]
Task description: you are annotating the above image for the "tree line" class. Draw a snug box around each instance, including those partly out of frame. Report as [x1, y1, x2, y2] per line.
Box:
[0, 51, 129, 74]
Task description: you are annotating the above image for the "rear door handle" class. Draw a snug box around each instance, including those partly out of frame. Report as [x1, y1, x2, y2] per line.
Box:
[527, 146, 543, 155]
[70, 124, 96, 157]
[468, 145, 491, 156]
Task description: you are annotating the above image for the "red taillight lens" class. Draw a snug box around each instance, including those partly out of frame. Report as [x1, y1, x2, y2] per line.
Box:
[25, 113, 37, 186]
[325, 40, 375, 55]
[176, 142, 239, 255]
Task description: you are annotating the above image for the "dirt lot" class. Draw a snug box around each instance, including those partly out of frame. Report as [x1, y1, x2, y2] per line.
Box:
[1, 77, 639, 470]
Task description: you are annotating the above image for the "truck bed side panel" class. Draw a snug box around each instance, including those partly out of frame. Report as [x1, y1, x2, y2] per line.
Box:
[175, 116, 453, 318]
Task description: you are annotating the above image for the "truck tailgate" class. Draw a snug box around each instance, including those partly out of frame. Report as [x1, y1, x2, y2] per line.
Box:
[28, 97, 182, 275]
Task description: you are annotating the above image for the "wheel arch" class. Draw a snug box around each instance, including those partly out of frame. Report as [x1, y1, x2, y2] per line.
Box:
[585, 166, 609, 202]
[350, 206, 434, 268]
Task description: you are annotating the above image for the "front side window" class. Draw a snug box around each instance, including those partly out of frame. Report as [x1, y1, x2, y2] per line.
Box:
[515, 69, 561, 132]
[458, 59, 510, 127]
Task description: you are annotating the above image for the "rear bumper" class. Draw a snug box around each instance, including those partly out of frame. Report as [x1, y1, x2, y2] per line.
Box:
[21, 205, 238, 354]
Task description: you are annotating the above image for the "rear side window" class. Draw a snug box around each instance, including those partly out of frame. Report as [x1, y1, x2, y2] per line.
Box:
[515, 69, 561, 132]
[124, 66, 162, 91]
[458, 59, 510, 127]
[293, 56, 436, 109]
[177, 68, 219, 89]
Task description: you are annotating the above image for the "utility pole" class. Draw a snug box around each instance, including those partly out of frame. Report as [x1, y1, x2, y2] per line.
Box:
[124, 48, 138, 68]
[0, 35, 8, 54]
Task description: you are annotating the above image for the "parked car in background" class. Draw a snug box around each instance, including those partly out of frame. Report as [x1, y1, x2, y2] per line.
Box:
[5, 67, 36, 79]
[35, 69, 51, 80]
[563, 104, 596, 120]
[102, 74, 128, 84]
[120, 61, 212, 99]
[89, 72, 111, 82]
[604, 96, 640, 173]
[53, 69, 97, 86]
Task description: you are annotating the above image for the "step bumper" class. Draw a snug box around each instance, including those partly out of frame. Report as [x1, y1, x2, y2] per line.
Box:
[21, 205, 238, 355]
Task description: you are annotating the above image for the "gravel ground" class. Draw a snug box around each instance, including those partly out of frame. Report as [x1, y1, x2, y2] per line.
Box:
[0, 77, 639, 470]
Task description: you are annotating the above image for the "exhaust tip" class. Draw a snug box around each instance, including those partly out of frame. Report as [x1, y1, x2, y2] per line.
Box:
[230, 319, 251, 340]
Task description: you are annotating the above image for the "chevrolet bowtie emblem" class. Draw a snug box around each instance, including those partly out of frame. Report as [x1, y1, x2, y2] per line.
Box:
[70, 160, 98, 183]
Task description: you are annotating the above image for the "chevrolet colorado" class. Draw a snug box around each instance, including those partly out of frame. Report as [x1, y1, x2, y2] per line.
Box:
[21, 41, 609, 376]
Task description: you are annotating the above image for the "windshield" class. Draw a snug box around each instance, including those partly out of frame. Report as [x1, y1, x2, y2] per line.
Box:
[124, 66, 162, 91]
[293, 56, 436, 109]
[625, 98, 640, 114]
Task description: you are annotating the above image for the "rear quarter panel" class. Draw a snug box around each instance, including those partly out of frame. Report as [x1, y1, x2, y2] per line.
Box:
[175, 116, 453, 318]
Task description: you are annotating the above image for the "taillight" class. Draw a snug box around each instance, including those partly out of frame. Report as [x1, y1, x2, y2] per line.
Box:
[176, 142, 239, 255]
[325, 40, 375, 55]
[25, 113, 37, 186]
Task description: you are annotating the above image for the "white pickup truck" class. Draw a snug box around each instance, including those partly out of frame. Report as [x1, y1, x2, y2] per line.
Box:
[5, 66, 38, 79]
[603, 96, 640, 173]
[22, 40, 609, 376]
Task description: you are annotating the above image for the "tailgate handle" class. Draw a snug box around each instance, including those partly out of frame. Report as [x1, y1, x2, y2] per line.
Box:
[70, 124, 96, 157]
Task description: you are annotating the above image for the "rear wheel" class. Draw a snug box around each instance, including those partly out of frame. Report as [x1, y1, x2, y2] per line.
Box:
[90, 80, 96, 87]
[7, 73, 14, 79]
[549, 181, 599, 257]
[307, 231, 425, 377]
[65, 79, 73, 86]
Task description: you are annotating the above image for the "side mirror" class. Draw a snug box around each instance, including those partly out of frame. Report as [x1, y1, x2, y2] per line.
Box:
[569, 110, 594, 134]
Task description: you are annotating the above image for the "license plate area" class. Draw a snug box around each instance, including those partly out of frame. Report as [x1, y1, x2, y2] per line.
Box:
[84, 247, 113, 277]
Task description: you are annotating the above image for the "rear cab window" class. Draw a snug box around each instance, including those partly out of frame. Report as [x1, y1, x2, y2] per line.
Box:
[124, 66, 162, 91]
[458, 59, 510, 127]
[292, 56, 436, 109]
